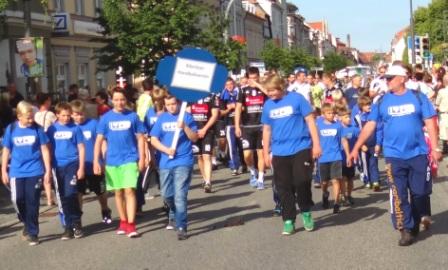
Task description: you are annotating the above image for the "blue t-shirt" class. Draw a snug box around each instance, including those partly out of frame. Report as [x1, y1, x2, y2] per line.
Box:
[144, 108, 159, 134]
[261, 91, 312, 156]
[47, 121, 84, 167]
[97, 110, 145, 166]
[341, 124, 360, 162]
[353, 110, 383, 147]
[150, 112, 198, 169]
[77, 119, 98, 175]
[317, 117, 343, 163]
[2, 122, 49, 178]
[344, 87, 361, 109]
[368, 89, 436, 159]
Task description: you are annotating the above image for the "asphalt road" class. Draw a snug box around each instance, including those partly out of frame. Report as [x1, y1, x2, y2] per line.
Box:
[1, 159, 448, 270]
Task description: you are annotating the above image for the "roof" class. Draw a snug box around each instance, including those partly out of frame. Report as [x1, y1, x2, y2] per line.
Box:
[392, 26, 409, 46]
[307, 21, 325, 32]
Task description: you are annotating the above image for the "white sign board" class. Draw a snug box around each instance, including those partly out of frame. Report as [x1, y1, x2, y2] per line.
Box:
[171, 57, 216, 92]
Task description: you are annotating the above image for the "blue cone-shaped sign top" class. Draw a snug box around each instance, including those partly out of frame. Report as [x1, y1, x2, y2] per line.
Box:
[156, 47, 228, 102]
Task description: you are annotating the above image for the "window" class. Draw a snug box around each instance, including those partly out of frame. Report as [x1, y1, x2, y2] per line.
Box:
[96, 71, 105, 90]
[95, 0, 103, 16]
[56, 63, 69, 100]
[78, 63, 88, 87]
[54, 0, 65, 12]
[75, 0, 84, 15]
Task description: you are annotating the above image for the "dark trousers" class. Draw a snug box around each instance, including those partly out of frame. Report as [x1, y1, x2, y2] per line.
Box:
[54, 162, 82, 229]
[272, 149, 314, 221]
[385, 155, 432, 231]
[136, 172, 145, 210]
[360, 147, 380, 184]
[11, 176, 43, 236]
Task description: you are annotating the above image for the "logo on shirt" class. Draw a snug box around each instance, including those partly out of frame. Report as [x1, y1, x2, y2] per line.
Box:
[162, 122, 177, 132]
[109, 121, 131, 131]
[320, 129, 337, 136]
[150, 117, 157, 125]
[83, 131, 92, 140]
[387, 104, 415, 117]
[13, 136, 36, 146]
[269, 106, 293, 119]
[54, 131, 73, 140]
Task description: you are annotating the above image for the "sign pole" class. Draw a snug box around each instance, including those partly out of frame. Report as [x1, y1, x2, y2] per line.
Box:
[169, 101, 188, 159]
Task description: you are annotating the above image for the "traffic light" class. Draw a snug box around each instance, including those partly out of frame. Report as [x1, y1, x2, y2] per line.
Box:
[414, 36, 421, 55]
[421, 36, 430, 57]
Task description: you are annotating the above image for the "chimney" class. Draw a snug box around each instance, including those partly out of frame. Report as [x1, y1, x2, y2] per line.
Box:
[347, 34, 351, 49]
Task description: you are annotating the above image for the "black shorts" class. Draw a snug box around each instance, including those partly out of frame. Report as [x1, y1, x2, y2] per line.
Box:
[193, 131, 215, 155]
[342, 165, 355, 179]
[215, 121, 226, 139]
[240, 126, 262, 150]
[77, 174, 106, 195]
[319, 161, 342, 181]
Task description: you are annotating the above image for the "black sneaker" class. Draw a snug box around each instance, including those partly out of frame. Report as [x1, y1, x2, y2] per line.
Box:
[21, 227, 28, 241]
[177, 228, 188, 240]
[398, 229, 414, 246]
[273, 204, 282, 216]
[27, 235, 39, 246]
[102, 209, 112, 224]
[73, 223, 84, 239]
[61, 228, 74, 240]
[347, 196, 355, 206]
[204, 182, 212, 193]
[322, 191, 330, 209]
[333, 204, 341, 214]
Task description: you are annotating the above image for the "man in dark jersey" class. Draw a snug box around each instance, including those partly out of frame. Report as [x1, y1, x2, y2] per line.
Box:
[235, 67, 266, 190]
[189, 94, 219, 193]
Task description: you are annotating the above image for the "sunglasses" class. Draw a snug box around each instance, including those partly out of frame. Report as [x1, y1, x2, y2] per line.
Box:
[385, 76, 396, 81]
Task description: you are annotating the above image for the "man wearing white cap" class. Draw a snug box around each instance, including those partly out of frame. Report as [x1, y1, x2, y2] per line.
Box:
[349, 65, 441, 246]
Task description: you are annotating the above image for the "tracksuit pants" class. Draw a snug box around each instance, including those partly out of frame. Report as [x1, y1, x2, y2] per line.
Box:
[53, 161, 82, 229]
[10, 176, 43, 237]
[272, 149, 314, 221]
[226, 125, 240, 170]
[385, 155, 432, 231]
[360, 147, 380, 184]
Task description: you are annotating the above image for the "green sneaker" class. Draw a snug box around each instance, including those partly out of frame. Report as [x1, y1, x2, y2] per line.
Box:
[301, 212, 315, 231]
[282, 220, 295, 235]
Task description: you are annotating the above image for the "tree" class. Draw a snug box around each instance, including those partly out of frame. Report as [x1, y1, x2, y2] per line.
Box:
[95, 0, 244, 77]
[322, 52, 351, 73]
[413, 0, 448, 61]
[260, 40, 284, 72]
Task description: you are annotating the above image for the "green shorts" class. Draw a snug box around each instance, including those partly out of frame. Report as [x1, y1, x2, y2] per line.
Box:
[105, 162, 139, 191]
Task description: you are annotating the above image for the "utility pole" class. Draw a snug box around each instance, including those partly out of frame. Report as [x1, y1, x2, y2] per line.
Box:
[409, 0, 416, 66]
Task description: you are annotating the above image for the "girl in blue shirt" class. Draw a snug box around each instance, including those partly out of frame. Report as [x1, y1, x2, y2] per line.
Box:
[1, 101, 51, 246]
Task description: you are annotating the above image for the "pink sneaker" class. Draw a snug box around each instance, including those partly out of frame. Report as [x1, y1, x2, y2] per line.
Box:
[127, 222, 139, 238]
[116, 220, 128, 235]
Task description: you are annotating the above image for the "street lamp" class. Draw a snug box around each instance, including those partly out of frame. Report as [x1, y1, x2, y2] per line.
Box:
[410, 0, 416, 66]
[223, 0, 237, 43]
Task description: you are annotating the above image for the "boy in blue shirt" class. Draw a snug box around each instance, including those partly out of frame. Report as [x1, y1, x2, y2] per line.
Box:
[352, 96, 382, 191]
[261, 75, 322, 235]
[1, 101, 51, 246]
[339, 108, 360, 205]
[317, 103, 351, 214]
[150, 95, 198, 240]
[70, 100, 111, 224]
[94, 88, 146, 238]
[47, 102, 85, 240]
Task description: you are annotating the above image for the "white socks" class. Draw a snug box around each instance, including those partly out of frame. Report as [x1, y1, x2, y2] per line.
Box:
[257, 172, 264, 183]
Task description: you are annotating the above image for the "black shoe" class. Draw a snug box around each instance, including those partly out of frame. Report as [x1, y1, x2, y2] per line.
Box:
[398, 230, 414, 246]
[162, 202, 169, 215]
[73, 223, 84, 239]
[333, 204, 340, 214]
[273, 204, 282, 216]
[27, 235, 39, 246]
[411, 223, 420, 237]
[102, 208, 112, 224]
[322, 191, 329, 209]
[212, 164, 218, 171]
[347, 196, 355, 206]
[21, 227, 28, 241]
[241, 166, 248, 174]
[61, 228, 74, 240]
[177, 228, 188, 241]
[204, 182, 212, 193]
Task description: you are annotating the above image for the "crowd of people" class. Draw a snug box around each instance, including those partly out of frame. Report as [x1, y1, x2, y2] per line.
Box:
[1, 61, 447, 247]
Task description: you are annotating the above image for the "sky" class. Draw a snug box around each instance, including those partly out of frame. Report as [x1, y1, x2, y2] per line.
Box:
[291, 0, 431, 52]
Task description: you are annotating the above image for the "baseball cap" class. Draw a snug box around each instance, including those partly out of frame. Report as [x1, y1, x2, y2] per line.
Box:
[384, 65, 407, 78]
